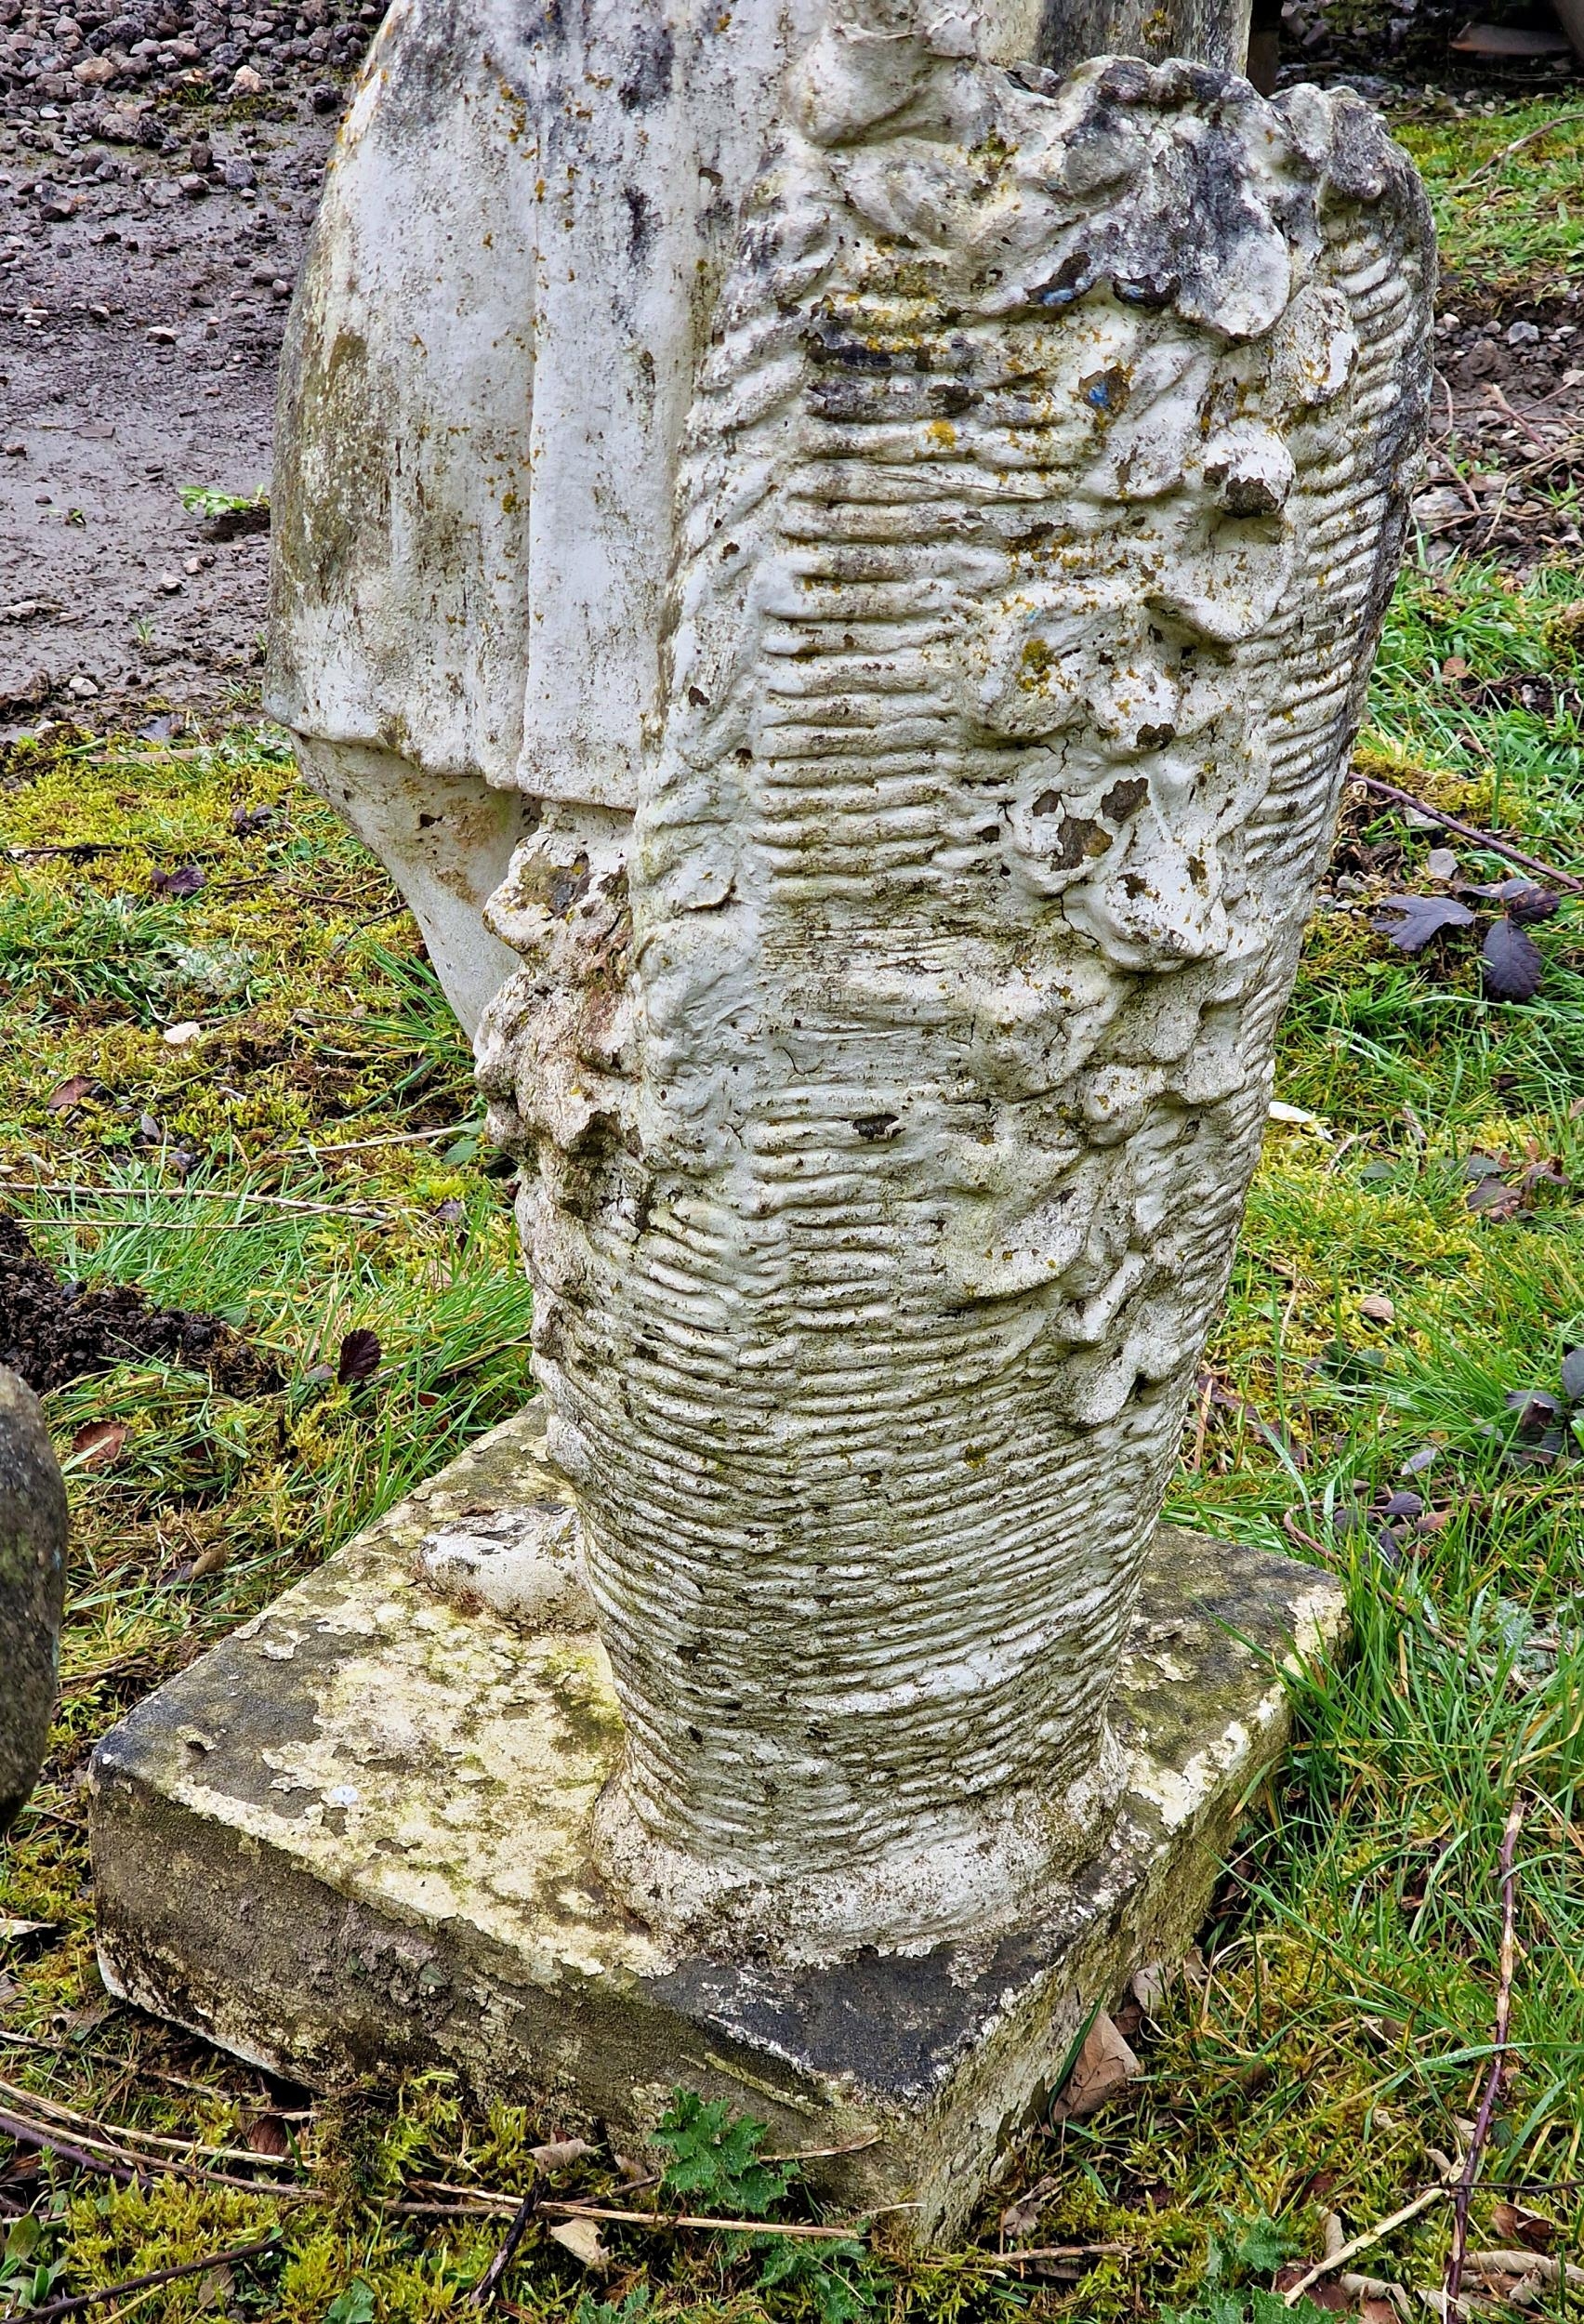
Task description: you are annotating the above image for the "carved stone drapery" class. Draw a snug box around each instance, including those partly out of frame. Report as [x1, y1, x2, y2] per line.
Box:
[471, 40, 1432, 1959]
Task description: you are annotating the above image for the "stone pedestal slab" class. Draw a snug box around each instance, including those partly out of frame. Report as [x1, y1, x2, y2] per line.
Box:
[90, 1411, 1344, 2240]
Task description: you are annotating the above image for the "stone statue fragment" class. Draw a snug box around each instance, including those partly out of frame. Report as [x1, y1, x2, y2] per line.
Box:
[96, 2, 1433, 2210]
[266, 2, 1434, 1961]
[1, 1365, 67, 1832]
[467, 37, 1432, 1958]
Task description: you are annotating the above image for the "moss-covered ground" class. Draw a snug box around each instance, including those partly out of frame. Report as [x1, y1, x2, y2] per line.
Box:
[4, 95, 1584, 2324]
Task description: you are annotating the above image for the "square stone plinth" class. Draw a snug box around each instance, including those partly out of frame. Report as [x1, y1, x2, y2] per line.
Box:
[90, 1409, 1344, 2240]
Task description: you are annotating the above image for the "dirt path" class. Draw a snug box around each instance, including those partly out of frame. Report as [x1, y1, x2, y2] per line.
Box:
[5, 30, 1583, 744]
[1, 0, 371, 734]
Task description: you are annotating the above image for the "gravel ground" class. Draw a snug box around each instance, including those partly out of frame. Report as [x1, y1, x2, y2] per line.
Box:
[0, 0, 378, 735]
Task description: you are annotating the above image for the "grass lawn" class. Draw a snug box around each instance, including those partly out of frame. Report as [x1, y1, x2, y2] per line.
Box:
[3, 94, 1584, 2324]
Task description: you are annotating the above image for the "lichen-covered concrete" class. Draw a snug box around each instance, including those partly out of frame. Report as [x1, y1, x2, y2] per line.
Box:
[92, 1405, 1345, 2238]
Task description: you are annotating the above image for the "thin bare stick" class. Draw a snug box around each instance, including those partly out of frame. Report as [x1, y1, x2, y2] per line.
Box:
[536, 2200, 863, 2240]
[469, 2190, 536, 2309]
[2, 1180, 389, 1221]
[1453, 109, 1584, 186]
[0, 2108, 138, 2185]
[1350, 773, 1584, 893]
[765, 2132, 881, 2165]
[0, 2076, 299, 2171]
[1281, 2185, 1449, 2307]
[980, 2242, 1133, 2270]
[300, 1126, 470, 1155]
[1485, 386, 1555, 461]
[0, 2103, 322, 2200]
[1445, 1799, 1526, 2321]
[18, 2234, 281, 2322]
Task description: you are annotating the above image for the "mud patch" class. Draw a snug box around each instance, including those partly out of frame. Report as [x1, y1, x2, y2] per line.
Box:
[0, 1212, 280, 1394]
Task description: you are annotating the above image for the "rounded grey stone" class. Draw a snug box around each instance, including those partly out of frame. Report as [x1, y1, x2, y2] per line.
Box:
[0, 1365, 68, 1833]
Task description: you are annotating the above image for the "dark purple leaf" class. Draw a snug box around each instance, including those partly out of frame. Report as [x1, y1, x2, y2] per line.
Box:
[1497, 881, 1562, 925]
[231, 802, 276, 836]
[1506, 1390, 1560, 1437]
[336, 1327, 382, 1386]
[152, 863, 206, 898]
[1563, 1347, 1584, 1406]
[1370, 893, 1477, 952]
[434, 1198, 465, 1226]
[1382, 1490, 1424, 1520]
[1467, 1174, 1521, 1215]
[1482, 915, 1544, 1000]
[1403, 1446, 1440, 1475]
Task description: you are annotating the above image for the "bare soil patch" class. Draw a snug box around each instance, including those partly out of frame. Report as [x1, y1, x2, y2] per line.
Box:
[0, 1211, 278, 1391]
[0, 0, 377, 733]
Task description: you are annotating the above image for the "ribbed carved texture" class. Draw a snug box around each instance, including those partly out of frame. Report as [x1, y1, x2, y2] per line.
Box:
[478, 45, 1432, 1960]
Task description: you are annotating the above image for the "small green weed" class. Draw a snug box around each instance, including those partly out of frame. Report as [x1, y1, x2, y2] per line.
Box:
[178, 483, 271, 518]
[654, 2094, 875, 2324]
[654, 2094, 795, 2220]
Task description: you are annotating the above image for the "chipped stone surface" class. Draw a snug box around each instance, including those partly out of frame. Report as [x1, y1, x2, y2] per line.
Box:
[266, 1, 1277, 1031]
[475, 47, 1432, 1957]
[263, 2, 1432, 1957]
[91, 1411, 1346, 2238]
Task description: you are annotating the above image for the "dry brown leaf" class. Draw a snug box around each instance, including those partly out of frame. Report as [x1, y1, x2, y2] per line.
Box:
[548, 2217, 611, 2272]
[242, 2112, 291, 2159]
[1130, 1961, 1168, 2014]
[1492, 2202, 1556, 2253]
[188, 1542, 229, 1581]
[530, 2137, 597, 2172]
[1360, 1292, 1396, 1324]
[999, 2168, 1063, 2242]
[1274, 2268, 1350, 2312]
[46, 1074, 96, 1114]
[71, 1419, 127, 1469]
[1049, 2011, 1140, 2124]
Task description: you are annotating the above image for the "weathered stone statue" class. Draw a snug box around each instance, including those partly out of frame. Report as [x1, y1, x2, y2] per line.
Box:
[92, 0, 1433, 2236]
[1, 1366, 67, 1833]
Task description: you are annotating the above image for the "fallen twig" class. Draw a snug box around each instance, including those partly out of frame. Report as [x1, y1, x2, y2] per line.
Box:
[2, 1180, 389, 1222]
[1445, 1799, 1526, 2320]
[0, 2101, 322, 2200]
[982, 2241, 1132, 2271]
[16, 2234, 281, 2323]
[1485, 385, 1556, 460]
[766, 2132, 881, 2164]
[300, 1125, 475, 1155]
[1453, 109, 1584, 187]
[469, 2190, 536, 2308]
[1350, 773, 1584, 894]
[536, 2199, 864, 2240]
[0, 2107, 137, 2186]
[1281, 2184, 1449, 2307]
[0, 2077, 297, 2172]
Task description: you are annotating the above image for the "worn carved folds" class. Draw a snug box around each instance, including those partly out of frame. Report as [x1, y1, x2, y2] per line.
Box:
[476, 37, 1432, 1961]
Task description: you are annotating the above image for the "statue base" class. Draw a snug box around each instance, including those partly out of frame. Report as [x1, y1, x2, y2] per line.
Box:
[90, 1409, 1345, 2242]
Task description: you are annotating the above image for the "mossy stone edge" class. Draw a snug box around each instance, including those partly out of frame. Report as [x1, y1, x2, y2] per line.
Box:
[89, 1407, 1345, 2241]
